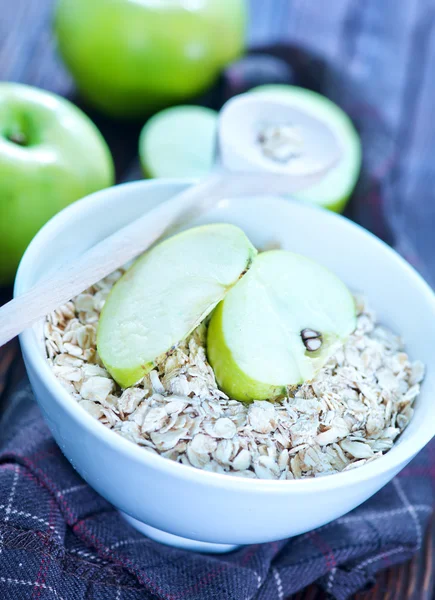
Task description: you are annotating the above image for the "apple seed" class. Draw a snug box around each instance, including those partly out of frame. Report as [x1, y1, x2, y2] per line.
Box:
[301, 328, 322, 352]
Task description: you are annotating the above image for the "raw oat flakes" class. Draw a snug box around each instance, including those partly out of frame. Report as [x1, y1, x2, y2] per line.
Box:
[45, 270, 425, 480]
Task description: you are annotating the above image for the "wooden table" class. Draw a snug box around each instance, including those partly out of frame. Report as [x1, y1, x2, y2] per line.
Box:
[1, 2, 434, 598]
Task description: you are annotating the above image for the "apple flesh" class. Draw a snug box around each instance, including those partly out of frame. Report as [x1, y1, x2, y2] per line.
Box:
[97, 224, 257, 388]
[207, 250, 356, 402]
[0, 83, 114, 285]
[251, 85, 362, 213]
[139, 106, 217, 178]
[54, 0, 247, 117]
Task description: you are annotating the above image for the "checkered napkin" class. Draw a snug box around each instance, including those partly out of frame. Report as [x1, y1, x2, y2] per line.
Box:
[0, 382, 433, 600]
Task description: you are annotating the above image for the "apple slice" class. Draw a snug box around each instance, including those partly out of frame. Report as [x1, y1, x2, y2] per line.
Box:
[251, 85, 362, 213]
[97, 224, 256, 388]
[207, 250, 356, 402]
[139, 106, 218, 178]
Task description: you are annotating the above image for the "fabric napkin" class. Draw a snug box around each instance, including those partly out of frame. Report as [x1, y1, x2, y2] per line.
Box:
[0, 381, 433, 600]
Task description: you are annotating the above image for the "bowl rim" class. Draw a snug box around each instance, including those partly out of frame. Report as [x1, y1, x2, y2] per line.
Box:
[15, 178, 435, 493]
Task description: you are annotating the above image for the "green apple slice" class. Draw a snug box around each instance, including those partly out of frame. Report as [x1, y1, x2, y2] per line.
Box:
[97, 224, 256, 388]
[139, 106, 218, 178]
[251, 85, 362, 213]
[207, 250, 356, 402]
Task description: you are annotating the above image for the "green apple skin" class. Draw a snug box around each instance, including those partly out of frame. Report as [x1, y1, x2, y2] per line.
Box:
[207, 302, 286, 402]
[251, 85, 362, 213]
[54, 0, 247, 118]
[0, 83, 114, 285]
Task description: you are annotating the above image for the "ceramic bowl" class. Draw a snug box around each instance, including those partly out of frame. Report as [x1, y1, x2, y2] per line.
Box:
[15, 179, 435, 553]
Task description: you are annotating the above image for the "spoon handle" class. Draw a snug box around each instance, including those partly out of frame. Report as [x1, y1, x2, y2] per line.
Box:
[0, 163, 336, 347]
[0, 173, 226, 348]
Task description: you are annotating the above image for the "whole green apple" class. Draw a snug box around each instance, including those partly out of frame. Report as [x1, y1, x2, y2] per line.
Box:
[54, 0, 247, 117]
[0, 83, 114, 285]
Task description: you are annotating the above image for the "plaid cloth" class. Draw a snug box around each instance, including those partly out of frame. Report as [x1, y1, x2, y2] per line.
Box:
[2, 1, 435, 598]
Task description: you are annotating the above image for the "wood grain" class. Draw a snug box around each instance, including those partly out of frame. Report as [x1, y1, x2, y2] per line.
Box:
[1, 2, 434, 599]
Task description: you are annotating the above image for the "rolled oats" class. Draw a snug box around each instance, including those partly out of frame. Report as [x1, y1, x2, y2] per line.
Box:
[205, 418, 236, 439]
[46, 271, 424, 480]
[80, 376, 114, 403]
[254, 455, 280, 479]
[232, 449, 252, 471]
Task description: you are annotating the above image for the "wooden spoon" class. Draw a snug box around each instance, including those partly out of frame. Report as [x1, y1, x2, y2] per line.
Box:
[0, 93, 342, 347]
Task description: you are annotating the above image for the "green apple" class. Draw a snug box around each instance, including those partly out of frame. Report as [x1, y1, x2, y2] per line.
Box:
[251, 85, 362, 213]
[139, 105, 217, 178]
[54, 0, 246, 118]
[207, 250, 356, 402]
[97, 224, 256, 388]
[0, 83, 114, 285]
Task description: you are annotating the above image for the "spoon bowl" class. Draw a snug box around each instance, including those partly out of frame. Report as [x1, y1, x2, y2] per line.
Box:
[218, 92, 342, 175]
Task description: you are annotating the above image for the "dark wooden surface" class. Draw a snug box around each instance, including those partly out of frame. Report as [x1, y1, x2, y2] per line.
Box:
[1, 1, 434, 598]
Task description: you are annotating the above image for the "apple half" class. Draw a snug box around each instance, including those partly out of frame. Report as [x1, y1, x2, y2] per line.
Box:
[97, 224, 256, 388]
[207, 250, 356, 402]
[251, 85, 362, 213]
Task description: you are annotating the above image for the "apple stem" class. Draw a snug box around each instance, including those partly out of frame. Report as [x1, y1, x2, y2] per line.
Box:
[7, 132, 28, 146]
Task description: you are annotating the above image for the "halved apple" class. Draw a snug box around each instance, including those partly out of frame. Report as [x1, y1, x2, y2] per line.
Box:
[251, 85, 362, 213]
[97, 224, 257, 388]
[207, 250, 356, 402]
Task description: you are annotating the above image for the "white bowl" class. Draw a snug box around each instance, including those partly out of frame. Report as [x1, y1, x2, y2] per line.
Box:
[16, 179, 435, 553]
